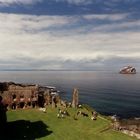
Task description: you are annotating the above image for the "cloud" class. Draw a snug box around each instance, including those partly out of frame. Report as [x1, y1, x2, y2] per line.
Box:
[83, 14, 128, 21]
[0, 12, 140, 70]
[0, 0, 42, 6]
[54, 0, 92, 5]
[0, 0, 139, 16]
[54, 0, 127, 6]
[0, 0, 139, 6]
[53, 0, 140, 6]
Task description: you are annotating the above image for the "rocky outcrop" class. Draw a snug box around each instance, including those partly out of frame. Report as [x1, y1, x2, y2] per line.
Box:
[119, 66, 136, 74]
[122, 130, 140, 139]
[113, 118, 140, 139]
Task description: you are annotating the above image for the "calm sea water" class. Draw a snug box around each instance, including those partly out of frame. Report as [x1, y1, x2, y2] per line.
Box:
[0, 71, 140, 118]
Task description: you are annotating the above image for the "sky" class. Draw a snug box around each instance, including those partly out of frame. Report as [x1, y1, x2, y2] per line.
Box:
[0, 0, 140, 70]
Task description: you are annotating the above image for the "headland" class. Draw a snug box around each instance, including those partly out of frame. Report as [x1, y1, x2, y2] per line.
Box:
[0, 82, 139, 140]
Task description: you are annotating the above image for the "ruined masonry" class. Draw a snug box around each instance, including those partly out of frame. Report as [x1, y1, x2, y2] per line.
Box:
[72, 88, 79, 108]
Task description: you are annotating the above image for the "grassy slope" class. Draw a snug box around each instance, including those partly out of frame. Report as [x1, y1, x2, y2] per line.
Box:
[6, 108, 137, 140]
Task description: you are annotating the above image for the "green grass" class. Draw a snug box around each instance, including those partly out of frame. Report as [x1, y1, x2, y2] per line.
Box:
[4, 107, 138, 140]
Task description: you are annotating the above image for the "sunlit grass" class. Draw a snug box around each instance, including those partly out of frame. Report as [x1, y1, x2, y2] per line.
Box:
[6, 107, 137, 140]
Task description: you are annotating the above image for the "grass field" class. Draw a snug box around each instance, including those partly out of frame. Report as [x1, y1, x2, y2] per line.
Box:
[2, 107, 138, 140]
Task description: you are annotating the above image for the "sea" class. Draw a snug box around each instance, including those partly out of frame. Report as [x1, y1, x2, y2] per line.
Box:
[0, 70, 140, 118]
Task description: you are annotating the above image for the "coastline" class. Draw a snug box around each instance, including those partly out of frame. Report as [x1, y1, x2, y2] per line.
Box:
[0, 70, 139, 119]
[0, 82, 140, 139]
[0, 81, 139, 119]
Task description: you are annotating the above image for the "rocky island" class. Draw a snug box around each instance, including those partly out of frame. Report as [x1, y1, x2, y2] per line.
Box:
[119, 66, 136, 74]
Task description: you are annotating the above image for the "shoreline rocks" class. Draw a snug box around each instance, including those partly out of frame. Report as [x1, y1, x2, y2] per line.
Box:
[112, 117, 140, 139]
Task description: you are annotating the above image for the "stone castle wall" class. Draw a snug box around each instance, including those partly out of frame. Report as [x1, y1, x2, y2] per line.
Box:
[0, 83, 39, 105]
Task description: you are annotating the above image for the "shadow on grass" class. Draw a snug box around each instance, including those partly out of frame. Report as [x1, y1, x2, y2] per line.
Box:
[0, 120, 53, 140]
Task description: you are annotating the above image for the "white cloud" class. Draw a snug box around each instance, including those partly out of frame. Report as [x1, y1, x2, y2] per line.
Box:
[83, 13, 128, 21]
[54, 0, 140, 5]
[0, 13, 76, 33]
[55, 0, 92, 5]
[0, 13, 140, 69]
[0, 0, 42, 6]
[0, 0, 92, 6]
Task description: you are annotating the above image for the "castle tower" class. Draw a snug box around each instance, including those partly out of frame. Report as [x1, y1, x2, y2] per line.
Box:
[72, 88, 79, 108]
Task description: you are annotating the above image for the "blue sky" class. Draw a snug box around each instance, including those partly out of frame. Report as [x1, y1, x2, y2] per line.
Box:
[0, 0, 140, 70]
